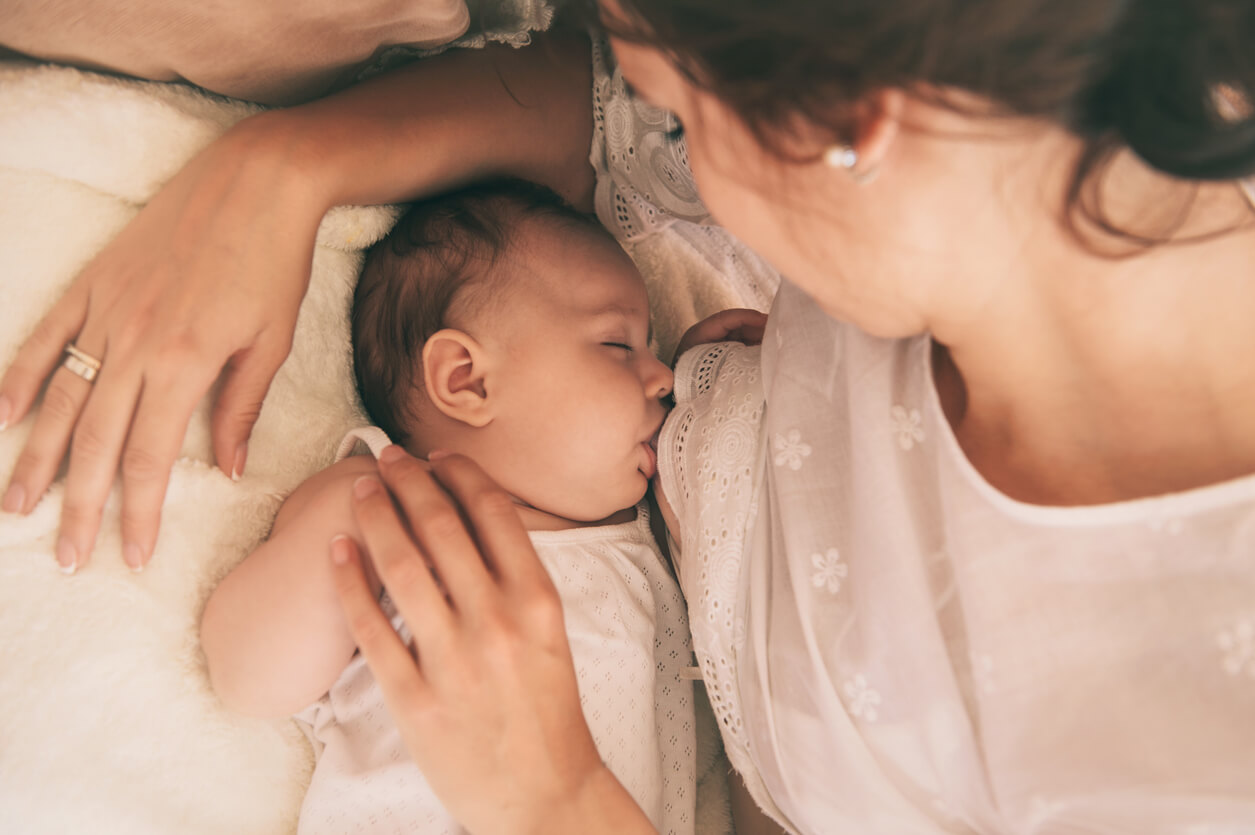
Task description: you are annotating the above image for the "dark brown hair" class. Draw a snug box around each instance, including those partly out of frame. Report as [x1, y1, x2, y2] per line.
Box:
[591, 0, 1255, 241]
[352, 178, 607, 447]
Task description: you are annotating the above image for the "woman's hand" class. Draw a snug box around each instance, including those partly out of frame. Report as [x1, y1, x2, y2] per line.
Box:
[331, 446, 655, 835]
[0, 122, 327, 572]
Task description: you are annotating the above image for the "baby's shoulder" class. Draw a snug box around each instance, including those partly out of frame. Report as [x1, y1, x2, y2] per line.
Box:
[271, 454, 380, 536]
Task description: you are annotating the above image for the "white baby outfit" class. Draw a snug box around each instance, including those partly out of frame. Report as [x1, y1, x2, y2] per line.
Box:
[590, 34, 1255, 835]
[295, 427, 696, 835]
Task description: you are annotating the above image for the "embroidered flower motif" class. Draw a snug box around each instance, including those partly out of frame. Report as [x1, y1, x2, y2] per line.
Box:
[1217, 618, 1255, 678]
[890, 405, 925, 450]
[773, 429, 813, 470]
[843, 674, 881, 722]
[811, 548, 849, 595]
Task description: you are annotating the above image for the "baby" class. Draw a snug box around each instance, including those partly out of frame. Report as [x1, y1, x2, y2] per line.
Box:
[200, 179, 699, 835]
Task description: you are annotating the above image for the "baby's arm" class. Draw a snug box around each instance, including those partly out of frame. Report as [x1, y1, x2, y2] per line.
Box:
[200, 454, 382, 718]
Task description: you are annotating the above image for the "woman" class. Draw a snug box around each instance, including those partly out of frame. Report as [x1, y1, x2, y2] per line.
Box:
[5, 0, 1255, 831]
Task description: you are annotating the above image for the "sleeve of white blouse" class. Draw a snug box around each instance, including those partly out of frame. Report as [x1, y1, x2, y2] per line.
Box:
[588, 34, 712, 241]
[657, 341, 765, 565]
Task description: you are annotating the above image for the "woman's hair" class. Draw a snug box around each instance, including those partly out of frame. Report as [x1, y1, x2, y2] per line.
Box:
[352, 178, 605, 447]
[594, 0, 1255, 242]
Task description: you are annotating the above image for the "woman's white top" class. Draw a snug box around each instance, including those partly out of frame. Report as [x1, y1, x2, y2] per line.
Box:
[589, 34, 1255, 835]
[296, 429, 696, 835]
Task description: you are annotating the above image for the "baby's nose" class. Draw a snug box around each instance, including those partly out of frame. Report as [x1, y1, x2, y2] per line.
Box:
[648, 358, 674, 400]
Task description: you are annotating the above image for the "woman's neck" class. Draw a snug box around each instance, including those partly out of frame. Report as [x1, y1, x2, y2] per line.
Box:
[933, 158, 1255, 506]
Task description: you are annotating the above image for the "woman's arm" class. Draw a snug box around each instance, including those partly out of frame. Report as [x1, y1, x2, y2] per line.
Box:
[330, 446, 657, 835]
[0, 29, 594, 573]
[200, 455, 382, 718]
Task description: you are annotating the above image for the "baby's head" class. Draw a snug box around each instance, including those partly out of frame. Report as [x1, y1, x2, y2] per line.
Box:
[353, 179, 673, 523]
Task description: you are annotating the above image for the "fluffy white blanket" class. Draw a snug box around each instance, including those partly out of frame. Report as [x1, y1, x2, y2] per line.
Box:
[0, 61, 730, 834]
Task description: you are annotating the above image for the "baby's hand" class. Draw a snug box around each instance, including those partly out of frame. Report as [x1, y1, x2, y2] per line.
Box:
[674, 308, 768, 360]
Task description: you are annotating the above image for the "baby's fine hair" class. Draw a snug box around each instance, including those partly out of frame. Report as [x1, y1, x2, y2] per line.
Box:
[352, 178, 609, 447]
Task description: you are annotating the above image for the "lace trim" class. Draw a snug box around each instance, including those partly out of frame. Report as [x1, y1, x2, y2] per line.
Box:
[660, 342, 766, 799]
[589, 36, 710, 242]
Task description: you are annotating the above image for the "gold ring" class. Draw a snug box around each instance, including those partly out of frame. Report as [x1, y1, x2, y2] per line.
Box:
[62, 343, 102, 383]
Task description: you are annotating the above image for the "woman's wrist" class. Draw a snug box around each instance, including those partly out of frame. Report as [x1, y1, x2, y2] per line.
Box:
[542, 764, 656, 835]
[214, 109, 343, 217]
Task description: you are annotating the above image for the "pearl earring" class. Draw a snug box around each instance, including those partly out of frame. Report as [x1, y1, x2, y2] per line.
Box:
[823, 145, 859, 171]
[823, 143, 880, 184]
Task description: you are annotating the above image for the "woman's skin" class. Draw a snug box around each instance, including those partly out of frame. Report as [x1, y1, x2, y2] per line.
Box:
[330, 14, 1255, 835]
[0, 30, 594, 572]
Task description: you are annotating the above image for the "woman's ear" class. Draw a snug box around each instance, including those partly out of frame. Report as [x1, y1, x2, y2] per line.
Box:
[851, 88, 903, 174]
[422, 329, 494, 428]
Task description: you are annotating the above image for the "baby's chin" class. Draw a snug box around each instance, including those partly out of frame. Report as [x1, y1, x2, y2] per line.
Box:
[511, 483, 645, 528]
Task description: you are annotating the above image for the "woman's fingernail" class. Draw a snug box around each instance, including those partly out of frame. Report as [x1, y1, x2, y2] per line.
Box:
[0, 394, 11, 431]
[427, 449, 451, 461]
[2, 483, 24, 514]
[379, 444, 407, 464]
[231, 443, 248, 482]
[330, 534, 351, 565]
[56, 538, 78, 575]
[124, 543, 145, 572]
[353, 476, 380, 499]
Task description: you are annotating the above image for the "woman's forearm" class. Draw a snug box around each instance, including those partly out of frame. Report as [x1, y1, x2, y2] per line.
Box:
[228, 29, 595, 219]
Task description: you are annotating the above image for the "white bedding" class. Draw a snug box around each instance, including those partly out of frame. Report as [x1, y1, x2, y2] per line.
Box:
[0, 60, 730, 834]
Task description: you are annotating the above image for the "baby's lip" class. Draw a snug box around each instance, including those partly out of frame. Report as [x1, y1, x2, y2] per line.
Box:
[640, 441, 658, 479]
[647, 423, 662, 453]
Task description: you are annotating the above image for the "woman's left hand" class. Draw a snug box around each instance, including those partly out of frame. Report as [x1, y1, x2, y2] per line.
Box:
[330, 446, 654, 835]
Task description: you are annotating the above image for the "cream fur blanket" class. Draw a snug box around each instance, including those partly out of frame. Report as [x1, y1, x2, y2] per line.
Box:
[0, 61, 730, 833]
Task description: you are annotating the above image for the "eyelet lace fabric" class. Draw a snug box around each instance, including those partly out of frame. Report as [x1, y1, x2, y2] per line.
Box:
[590, 37, 708, 240]
[657, 340, 780, 824]
[588, 35, 780, 357]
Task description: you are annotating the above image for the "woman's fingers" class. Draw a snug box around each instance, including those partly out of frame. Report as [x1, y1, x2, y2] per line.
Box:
[3, 362, 98, 520]
[422, 453, 558, 596]
[117, 369, 218, 571]
[349, 474, 456, 653]
[0, 289, 89, 432]
[337, 453, 608, 835]
[375, 446, 498, 611]
[330, 534, 430, 709]
[210, 337, 290, 481]
[58, 359, 145, 572]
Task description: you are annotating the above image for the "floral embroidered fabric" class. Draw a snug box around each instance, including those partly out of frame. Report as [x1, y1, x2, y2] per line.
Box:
[659, 281, 1255, 833]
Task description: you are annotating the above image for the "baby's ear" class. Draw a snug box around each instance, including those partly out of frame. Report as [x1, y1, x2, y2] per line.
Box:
[422, 329, 494, 428]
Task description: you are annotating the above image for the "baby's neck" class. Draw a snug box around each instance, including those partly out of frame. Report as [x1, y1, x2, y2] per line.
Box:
[510, 499, 637, 532]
